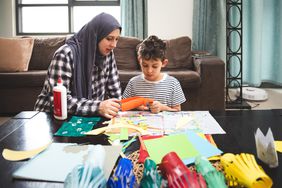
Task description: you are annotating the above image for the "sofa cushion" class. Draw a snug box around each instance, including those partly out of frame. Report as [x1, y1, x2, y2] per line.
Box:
[0, 37, 34, 72]
[28, 37, 66, 70]
[114, 36, 141, 71]
[165, 70, 201, 88]
[163, 36, 193, 70]
[0, 70, 47, 87]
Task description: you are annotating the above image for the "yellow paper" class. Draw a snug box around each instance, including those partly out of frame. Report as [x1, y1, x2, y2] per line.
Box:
[85, 123, 148, 135]
[274, 141, 282, 152]
[2, 141, 52, 161]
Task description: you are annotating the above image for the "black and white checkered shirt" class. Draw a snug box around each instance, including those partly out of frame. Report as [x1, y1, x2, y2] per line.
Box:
[34, 44, 122, 116]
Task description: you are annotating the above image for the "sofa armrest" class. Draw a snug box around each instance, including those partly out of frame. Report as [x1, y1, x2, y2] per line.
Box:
[191, 56, 225, 111]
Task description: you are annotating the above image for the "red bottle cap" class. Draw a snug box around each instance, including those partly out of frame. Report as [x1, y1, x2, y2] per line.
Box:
[57, 77, 62, 84]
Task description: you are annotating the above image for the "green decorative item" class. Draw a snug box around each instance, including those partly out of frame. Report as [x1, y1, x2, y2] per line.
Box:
[195, 155, 227, 188]
[140, 158, 165, 188]
[55, 116, 100, 137]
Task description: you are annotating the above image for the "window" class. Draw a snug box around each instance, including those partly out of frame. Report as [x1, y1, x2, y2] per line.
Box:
[16, 0, 120, 35]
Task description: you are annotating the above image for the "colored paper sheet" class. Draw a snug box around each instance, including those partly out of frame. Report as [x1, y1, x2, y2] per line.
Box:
[143, 132, 222, 165]
[107, 134, 121, 142]
[13, 143, 122, 182]
[274, 141, 282, 152]
[182, 130, 222, 164]
[55, 116, 100, 137]
[143, 134, 199, 164]
[120, 128, 129, 140]
[139, 135, 163, 163]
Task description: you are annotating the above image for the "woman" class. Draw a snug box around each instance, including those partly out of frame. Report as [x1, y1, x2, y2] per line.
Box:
[34, 13, 121, 119]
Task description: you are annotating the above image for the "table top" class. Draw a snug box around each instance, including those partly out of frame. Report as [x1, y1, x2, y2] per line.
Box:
[0, 109, 281, 187]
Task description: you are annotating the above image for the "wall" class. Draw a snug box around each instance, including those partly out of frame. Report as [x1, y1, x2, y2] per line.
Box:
[0, 0, 194, 38]
[148, 0, 193, 39]
[0, 0, 15, 37]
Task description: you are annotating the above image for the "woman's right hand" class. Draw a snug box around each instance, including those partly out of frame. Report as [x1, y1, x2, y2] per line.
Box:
[98, 98, 120, 119]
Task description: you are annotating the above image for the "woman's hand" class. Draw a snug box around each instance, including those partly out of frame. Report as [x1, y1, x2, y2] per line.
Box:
[98, 98, 120, 119]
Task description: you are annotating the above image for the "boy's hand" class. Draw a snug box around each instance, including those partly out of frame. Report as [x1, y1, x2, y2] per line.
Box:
[98, 98, 120, 119]
[136, 105, 149, 111]
[148, 101, 163, 113]
[149, 101, 178, 113]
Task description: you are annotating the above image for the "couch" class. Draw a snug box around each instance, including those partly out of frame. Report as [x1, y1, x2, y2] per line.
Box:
[0, 36, 225, 115]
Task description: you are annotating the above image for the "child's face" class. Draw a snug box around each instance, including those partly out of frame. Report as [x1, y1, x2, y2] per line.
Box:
[139, 58, 167, 81]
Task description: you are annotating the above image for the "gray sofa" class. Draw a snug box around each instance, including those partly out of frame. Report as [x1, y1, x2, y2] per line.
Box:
[0, 36, 225, 115]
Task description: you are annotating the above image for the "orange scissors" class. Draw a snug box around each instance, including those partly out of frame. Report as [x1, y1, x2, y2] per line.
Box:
[120, 96, 154, 111]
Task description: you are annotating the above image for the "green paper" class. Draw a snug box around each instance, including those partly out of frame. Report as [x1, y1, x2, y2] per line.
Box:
[143, 134, 199, 164]
[107, 134, 121, 142]
[120, 128, 128, 140]
[195, 156, 227, 188]
[69, 116, 100, 124]
[140, 158, 164, 188]
[54, 116, 100, 137]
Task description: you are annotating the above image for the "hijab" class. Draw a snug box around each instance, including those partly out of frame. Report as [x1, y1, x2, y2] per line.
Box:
[66, 12, 121, 99]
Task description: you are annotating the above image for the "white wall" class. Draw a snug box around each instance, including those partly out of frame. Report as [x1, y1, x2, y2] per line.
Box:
[148, 0, 193, 39]
[0, 0, 15, 37]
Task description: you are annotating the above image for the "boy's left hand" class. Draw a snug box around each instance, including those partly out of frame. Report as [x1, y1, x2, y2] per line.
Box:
[148, 101, 163, 113]
[149, 101, 178, 113]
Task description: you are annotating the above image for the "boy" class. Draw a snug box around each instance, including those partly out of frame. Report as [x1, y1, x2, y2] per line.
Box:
[122, 35, 186, 113]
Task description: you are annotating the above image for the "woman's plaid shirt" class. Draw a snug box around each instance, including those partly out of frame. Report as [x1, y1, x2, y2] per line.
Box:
[34, 45, 121, 116]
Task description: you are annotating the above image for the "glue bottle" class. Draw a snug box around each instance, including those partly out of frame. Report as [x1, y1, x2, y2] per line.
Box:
[53, 77, 67, 120]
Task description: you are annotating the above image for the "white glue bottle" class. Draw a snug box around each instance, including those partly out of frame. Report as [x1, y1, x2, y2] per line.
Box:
[53, 77, 67, 120]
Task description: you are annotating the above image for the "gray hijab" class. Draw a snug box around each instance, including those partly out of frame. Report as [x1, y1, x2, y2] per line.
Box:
[66, 12, 121, 99]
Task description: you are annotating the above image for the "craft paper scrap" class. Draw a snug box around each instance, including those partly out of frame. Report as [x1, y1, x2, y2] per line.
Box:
[143, 134, 199, 164]
[107, 134, 121, 142]
[55, 116, 100, 137]
[274, 141, 282, 152]
[255, 128, 278, 168]
[2, 141, 52, 161]
[197, 133, 217, 147]
[85, 123, 148, 135]
[120, 128, 129, 140]
[13, 143, 122, 182]
[182, 130, 222, 164]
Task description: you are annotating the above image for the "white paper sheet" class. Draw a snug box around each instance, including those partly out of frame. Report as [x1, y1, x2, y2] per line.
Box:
[115, 111, 225, 135]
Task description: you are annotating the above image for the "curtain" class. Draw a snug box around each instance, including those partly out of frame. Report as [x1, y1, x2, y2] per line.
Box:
[192, 0, 226, 61]
[120, 0, 148, 39]
[243, 0, 282, 86]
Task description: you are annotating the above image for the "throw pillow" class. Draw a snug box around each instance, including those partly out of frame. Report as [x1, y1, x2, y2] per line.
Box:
[163, 36, 193, 70]
[28, 37, 66, 70]
[114, 36, 142, 70]
[0, 37, 34, 72]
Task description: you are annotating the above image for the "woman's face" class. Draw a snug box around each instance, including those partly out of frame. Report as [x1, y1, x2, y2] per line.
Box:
[98, 29, 120, 56]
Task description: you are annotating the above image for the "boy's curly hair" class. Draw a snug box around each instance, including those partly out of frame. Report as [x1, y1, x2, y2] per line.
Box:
[137, 35, 166, 61]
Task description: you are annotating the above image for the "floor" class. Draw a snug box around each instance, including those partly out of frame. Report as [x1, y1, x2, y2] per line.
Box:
[227, 88, 282, 110]
[1, 88, 282, 126]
